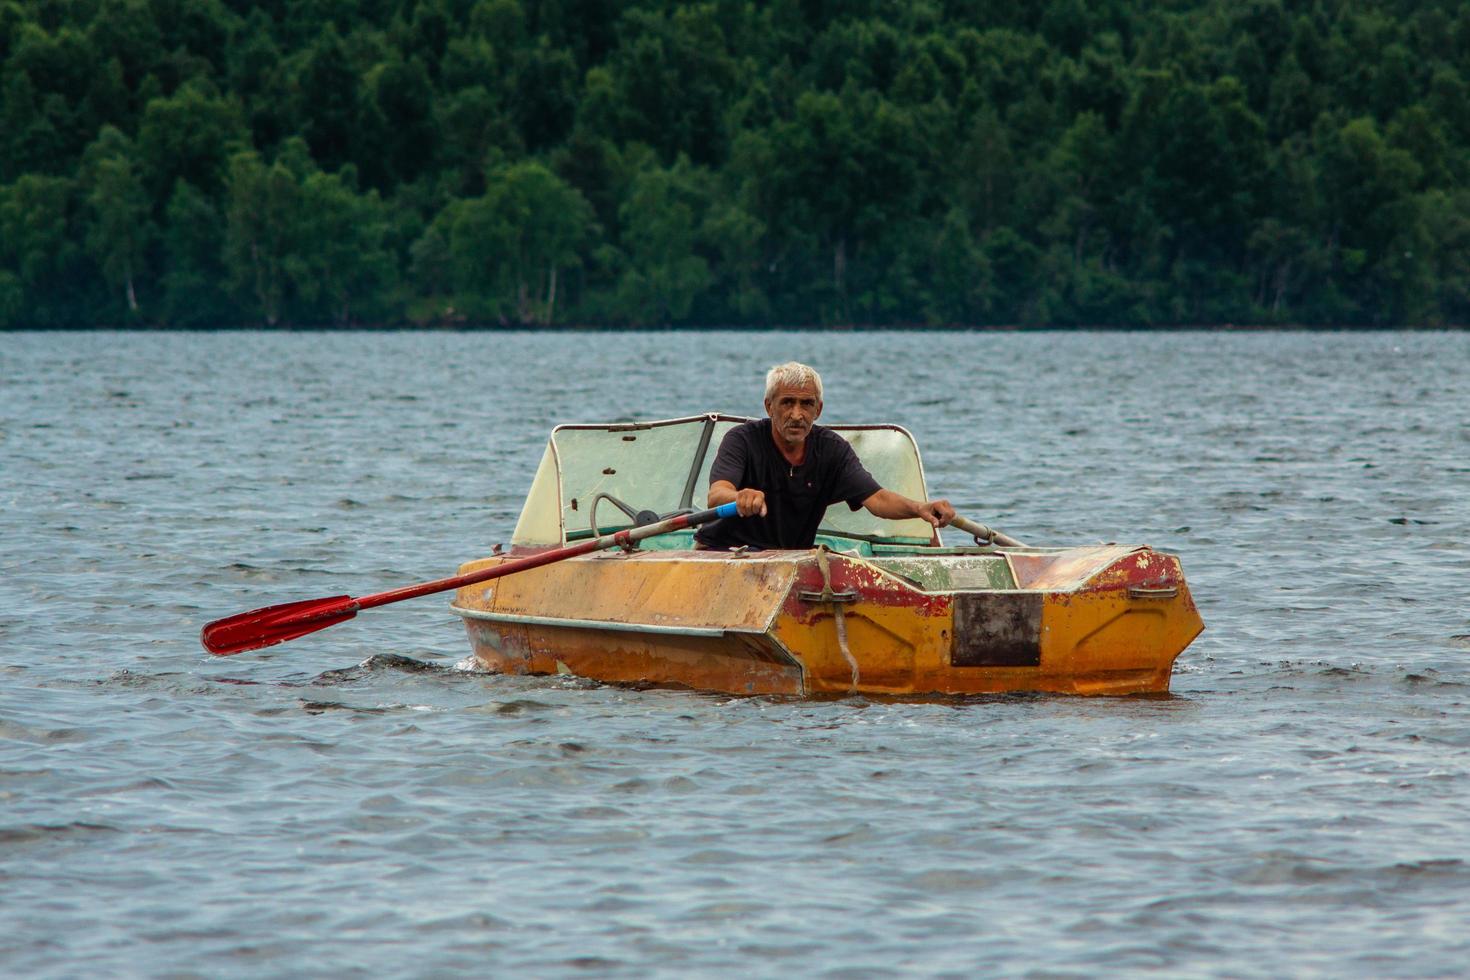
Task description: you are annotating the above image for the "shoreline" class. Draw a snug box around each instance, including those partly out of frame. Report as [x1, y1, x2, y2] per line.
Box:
[3, 322, 1466, 332]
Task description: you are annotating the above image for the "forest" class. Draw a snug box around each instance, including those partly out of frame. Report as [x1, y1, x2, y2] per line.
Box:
[2, 0, 1468, 327]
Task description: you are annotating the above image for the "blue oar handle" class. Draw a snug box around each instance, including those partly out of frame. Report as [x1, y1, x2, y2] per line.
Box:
[621, 500, 739, 547]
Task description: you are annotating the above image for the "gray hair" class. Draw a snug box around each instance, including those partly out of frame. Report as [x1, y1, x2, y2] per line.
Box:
[764, 361, 823, 401]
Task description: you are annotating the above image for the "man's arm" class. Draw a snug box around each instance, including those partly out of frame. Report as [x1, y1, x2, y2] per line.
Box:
[861, 488, 955, 528]
[708, 480, 768, 517]
[704, 426, 765, 517]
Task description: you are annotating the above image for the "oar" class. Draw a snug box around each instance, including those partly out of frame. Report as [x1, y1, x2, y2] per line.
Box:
[951, 516, 1027, 548]
[201, 501, 740, 656]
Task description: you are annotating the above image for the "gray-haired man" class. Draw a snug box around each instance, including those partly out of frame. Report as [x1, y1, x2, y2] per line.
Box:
[694, 362, 955, 550]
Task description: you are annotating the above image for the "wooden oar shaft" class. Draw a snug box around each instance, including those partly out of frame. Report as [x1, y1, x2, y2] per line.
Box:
[360, 504, 740, 609]
[201, 503, 738, 655]
[355, 537, 603, 610]
[951, 516, 1027, 548]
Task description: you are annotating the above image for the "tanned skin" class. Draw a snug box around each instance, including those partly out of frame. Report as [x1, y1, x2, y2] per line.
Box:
[707, 381, 956, 528]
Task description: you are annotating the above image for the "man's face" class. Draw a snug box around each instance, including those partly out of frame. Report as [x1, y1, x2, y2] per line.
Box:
[764, 382, 823, 450]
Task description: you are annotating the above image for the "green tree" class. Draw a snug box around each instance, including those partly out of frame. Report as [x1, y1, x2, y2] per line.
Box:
[223, 140, 396, 325]
[597, 5, 739, 164]
[0, 269, 21, 327]
[227, 9, 289, 150]
[911, 206, 993, 324]
[223, 147, 300, 325]
[80, 126, 153, 315]
[511, 36, 578, 151]
[1420, 189, 1470, 324]
[982, 226, 1042, 324]
[1139, 75, 1265, 263]
[5, 0, 1470, 327]
[441, 160, 596, 324]
[0, 174, 100, 326]
[0, 71, 63, 182]
[360, 55, 437, 188]
[698, 197, 768, 322]
[1316, 116, 1423, 321]
[294, 24, 360, 172]
[436, 77, 518, 196]
[606, 158, 712, 324]
[753, 85, 921, 322]
[290, 169, 396, 323]
[951, 102, 1015, 234]
[136, 80, 249, 200]
[1034, 111, 1146, 323]
[160, 179, 232, 326]
[5, 23, 97, 173]
[86, 0, 163, 94]
[150, 0, 238, 79]
[0, 1, 27, 62]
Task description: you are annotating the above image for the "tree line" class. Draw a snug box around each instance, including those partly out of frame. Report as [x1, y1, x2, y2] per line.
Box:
[2, 0, 1468, 327]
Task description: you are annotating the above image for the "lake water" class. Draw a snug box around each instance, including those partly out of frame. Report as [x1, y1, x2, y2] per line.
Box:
[3, 329, 1468, 976]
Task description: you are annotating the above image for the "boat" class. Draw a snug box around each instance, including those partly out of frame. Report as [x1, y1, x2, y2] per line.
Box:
[450, 414, 1203, 697]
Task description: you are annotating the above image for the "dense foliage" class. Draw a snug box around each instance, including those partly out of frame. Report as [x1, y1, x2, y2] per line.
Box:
[2, 0, 1468, 326]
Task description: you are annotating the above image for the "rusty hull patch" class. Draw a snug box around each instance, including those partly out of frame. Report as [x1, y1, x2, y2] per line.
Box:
[951, 593, 1042, 667]
[784, 556, 950, 622]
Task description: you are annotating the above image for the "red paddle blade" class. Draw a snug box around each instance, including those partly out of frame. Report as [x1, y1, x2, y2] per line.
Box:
[201, 595, 359, 655]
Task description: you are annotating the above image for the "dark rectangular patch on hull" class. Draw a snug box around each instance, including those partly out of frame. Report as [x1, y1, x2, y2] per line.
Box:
[951, 593, 1043, 667]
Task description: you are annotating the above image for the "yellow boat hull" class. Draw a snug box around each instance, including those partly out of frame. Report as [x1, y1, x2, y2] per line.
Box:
[450, 544, 1203, 697]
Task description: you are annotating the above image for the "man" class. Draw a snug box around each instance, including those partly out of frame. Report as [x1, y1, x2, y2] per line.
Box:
[694, 362, 955, 550]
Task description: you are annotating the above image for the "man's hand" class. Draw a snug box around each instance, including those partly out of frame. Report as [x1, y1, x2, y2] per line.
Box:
[710, 480, 768, 517]
[915, 498, 955, 528]
[862, 489, 955, 527]
[735, 487, 768, 517]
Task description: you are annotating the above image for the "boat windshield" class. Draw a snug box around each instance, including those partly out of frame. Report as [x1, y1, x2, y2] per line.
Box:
[511, 414, 936, 547]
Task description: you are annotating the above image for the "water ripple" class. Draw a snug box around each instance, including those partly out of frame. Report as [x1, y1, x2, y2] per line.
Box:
[3, 330, 1469, 975]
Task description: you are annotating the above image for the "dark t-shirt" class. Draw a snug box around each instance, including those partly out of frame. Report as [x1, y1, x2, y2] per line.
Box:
[693, 419, 882, 550]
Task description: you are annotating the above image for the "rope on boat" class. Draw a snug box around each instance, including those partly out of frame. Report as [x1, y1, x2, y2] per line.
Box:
[815, 546, 859, 694]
